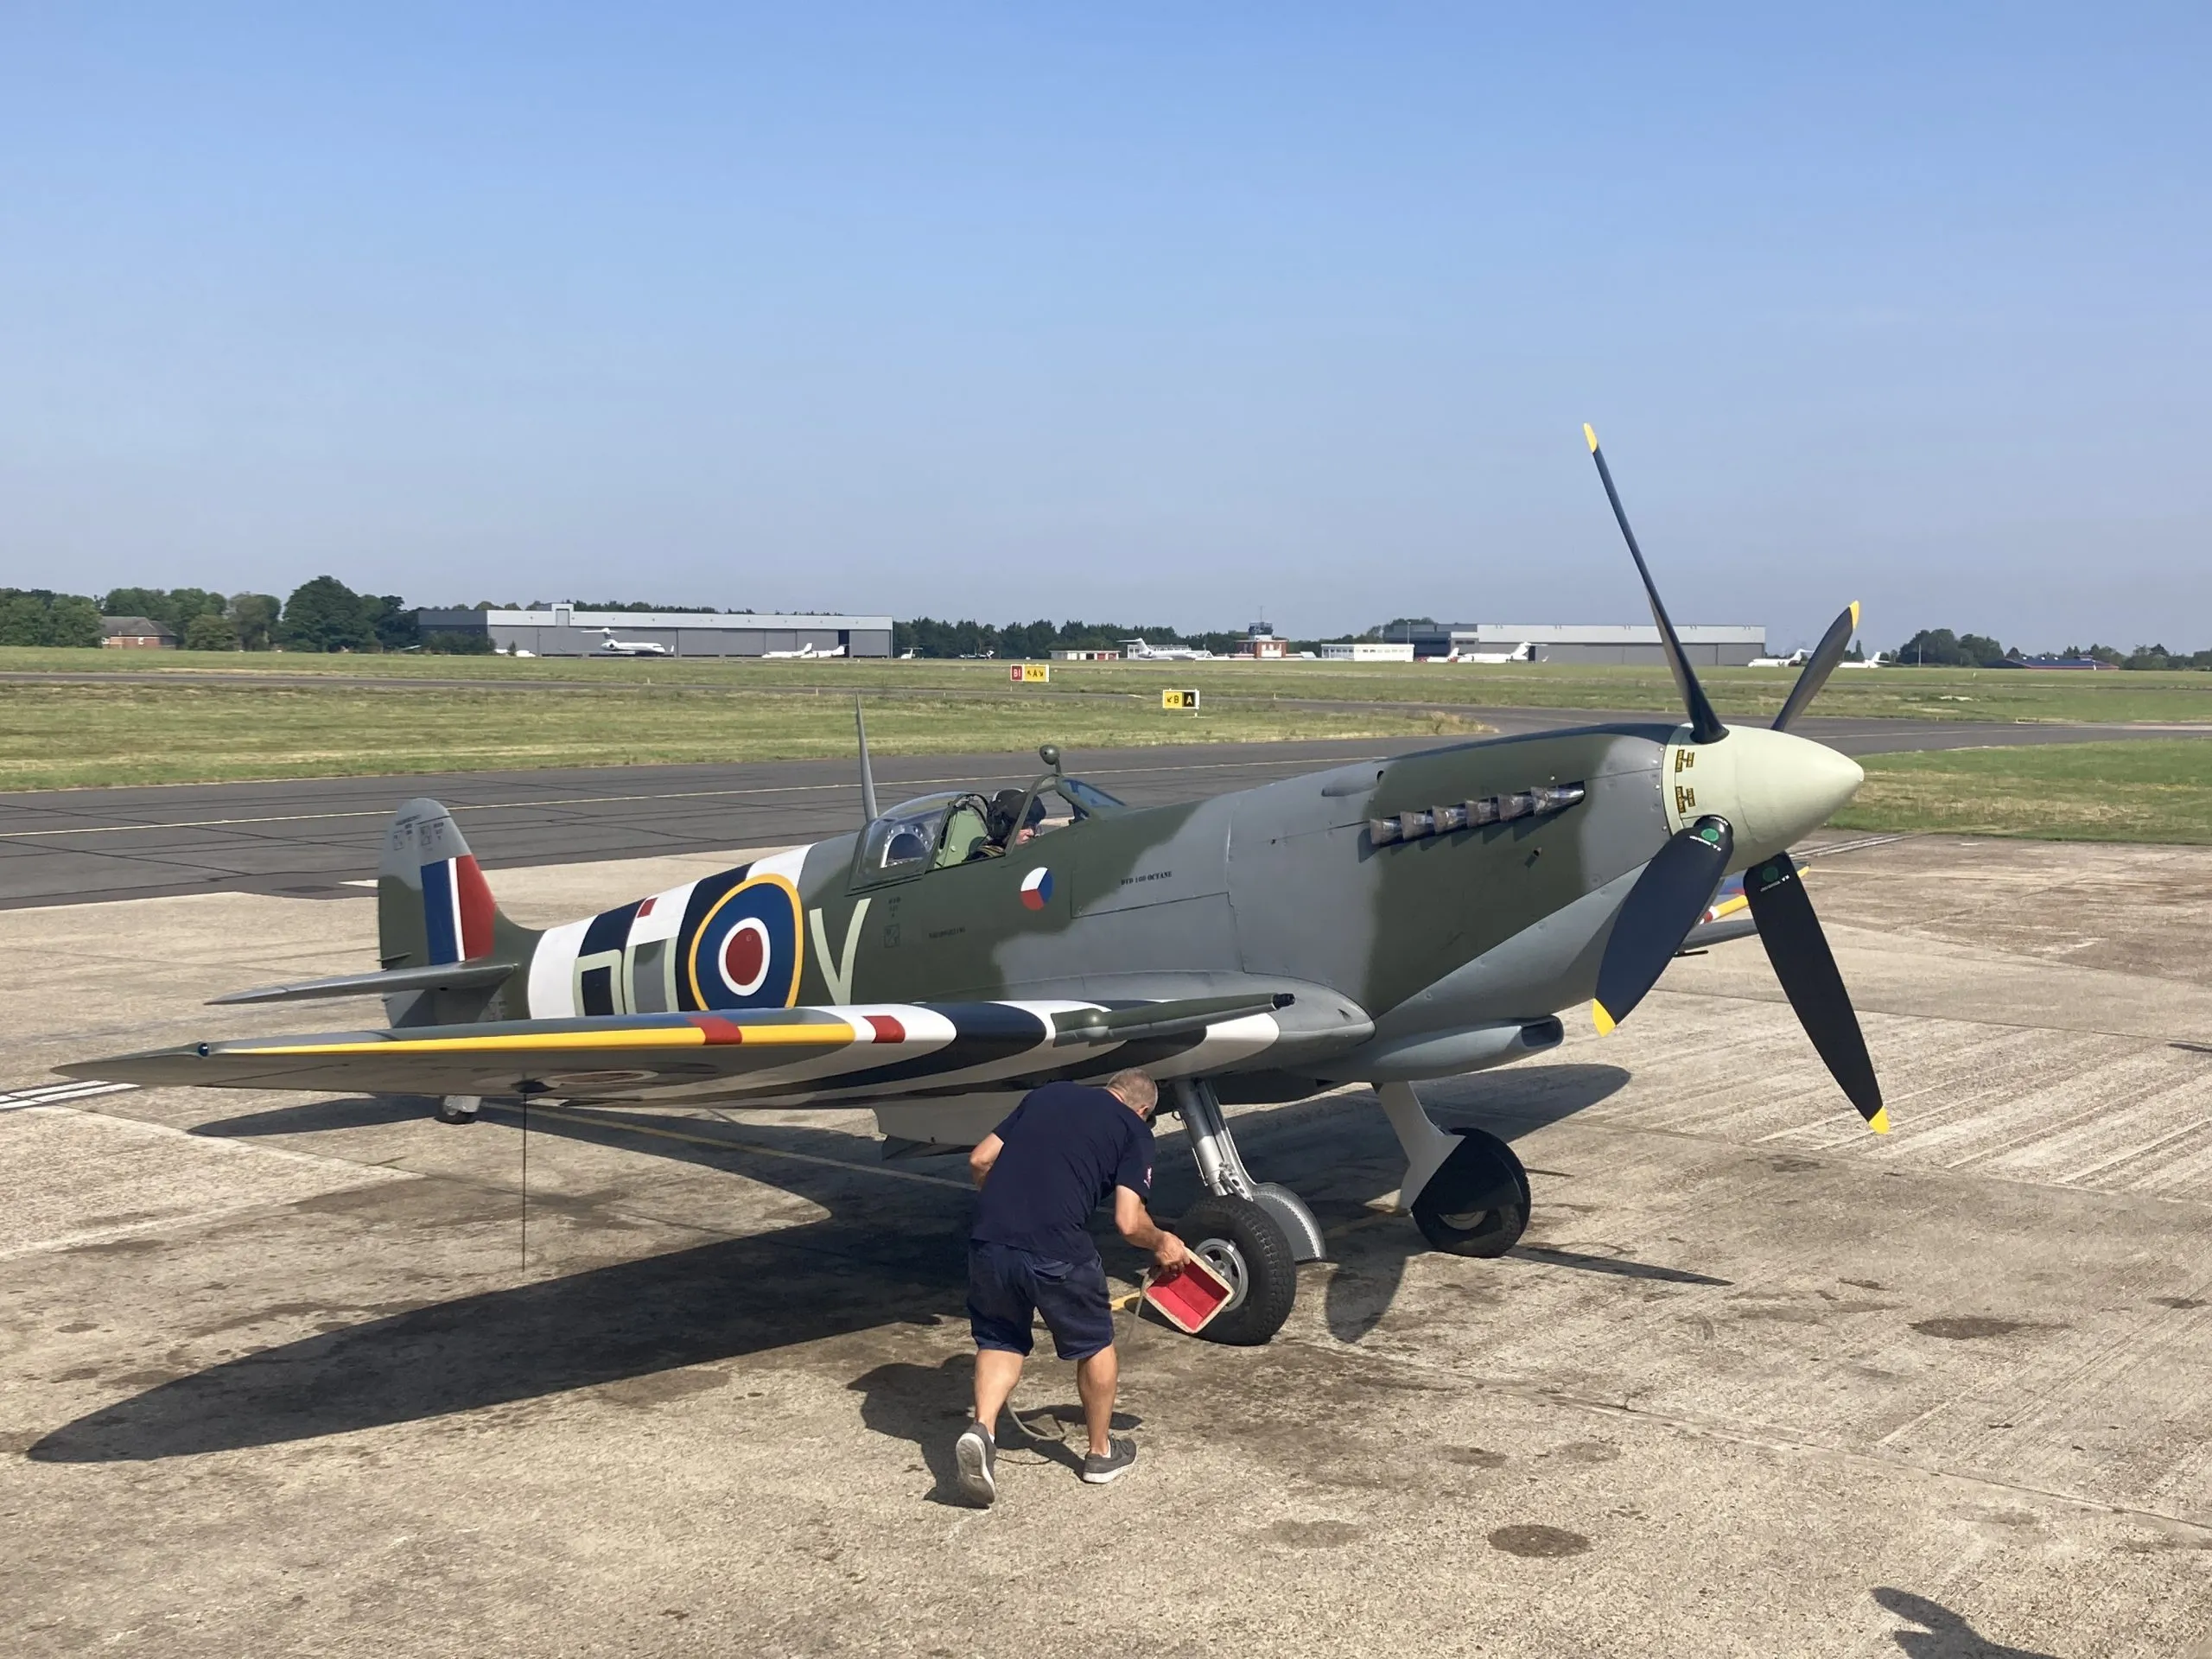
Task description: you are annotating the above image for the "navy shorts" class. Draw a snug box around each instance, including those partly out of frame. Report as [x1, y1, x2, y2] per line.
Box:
[967, 1241, 1116, 1362]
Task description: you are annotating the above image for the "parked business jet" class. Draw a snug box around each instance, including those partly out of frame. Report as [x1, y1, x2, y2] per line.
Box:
[1121, 638, 1215, 661]
[593, 628, 671, 658]
[1433, 641, 1536, 664]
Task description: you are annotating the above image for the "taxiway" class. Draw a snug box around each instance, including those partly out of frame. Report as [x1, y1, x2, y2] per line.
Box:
[3, 833, 2209, 1655]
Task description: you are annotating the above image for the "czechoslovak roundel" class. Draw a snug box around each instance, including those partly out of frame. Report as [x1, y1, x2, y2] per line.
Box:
[1019, 867, 1052, 912]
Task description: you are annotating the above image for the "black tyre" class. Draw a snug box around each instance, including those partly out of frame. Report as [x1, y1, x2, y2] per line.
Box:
[432, 1095, 480, 1125]
[1410, 1128, 1530, 1257]
[1175, 1194, 1298, 1346]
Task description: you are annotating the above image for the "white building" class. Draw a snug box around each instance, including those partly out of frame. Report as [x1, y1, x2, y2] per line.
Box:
[1319, 641, 1418, 662]
[416, 607, 894, 658]
[1389, 623, 1766, 666]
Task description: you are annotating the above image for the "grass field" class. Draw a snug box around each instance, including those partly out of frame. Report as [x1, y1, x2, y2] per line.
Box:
[1834, 741, 2212, 845]
[2, 652, 2203, 842]
[0, 679, 1491, 791]
[6, 647, 2212, 727]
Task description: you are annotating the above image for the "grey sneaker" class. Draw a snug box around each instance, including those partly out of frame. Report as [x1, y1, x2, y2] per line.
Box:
[1081, 1437, 1138, 1485]
[954, 1420, 997, 1506]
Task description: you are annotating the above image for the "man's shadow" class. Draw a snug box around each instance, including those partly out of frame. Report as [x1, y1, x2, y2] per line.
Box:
[1872, 1588, 2060, 1658]
[845, 1353, 1144, 1506]
[1223, 1063, 1702, 1344]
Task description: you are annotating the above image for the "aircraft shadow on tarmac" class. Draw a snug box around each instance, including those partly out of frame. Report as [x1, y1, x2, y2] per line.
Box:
[34, 1065, 1666, 1465]
[1871, 1587, 2059, 1659]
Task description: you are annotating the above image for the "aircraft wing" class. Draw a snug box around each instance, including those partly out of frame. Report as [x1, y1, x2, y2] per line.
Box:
[57, 993, 1300, 1106]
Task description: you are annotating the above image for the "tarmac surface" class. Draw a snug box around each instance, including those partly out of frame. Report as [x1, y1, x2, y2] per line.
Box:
[3, 832, 2211, 1655]
[1, 712, 2201, 910]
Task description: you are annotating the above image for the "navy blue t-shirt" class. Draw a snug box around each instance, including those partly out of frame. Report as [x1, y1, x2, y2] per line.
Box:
[970, 1081, 1154, 1263]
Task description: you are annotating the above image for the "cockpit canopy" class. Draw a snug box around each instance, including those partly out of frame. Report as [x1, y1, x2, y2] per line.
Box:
[857, 774, 1125, 882]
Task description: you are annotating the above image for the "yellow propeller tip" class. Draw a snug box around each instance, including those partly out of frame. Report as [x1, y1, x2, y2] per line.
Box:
[1591, 1001, 1617, 1036]
[1848, 600, 1861, 628]
[1583, 423, 1599, 452]
[1867, 1107, 1891, 1135]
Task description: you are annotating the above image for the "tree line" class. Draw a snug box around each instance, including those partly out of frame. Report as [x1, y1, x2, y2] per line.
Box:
[25, 579, 432, 652]
[0, 578, 440, 652]
[1893, 629, 2212, 671]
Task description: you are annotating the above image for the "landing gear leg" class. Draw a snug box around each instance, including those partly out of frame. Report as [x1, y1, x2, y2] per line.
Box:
[1376, 1081, 1529, 1257]
[1164, 1079, 1320, 1346]
[1170, 1079, 1325, 1262]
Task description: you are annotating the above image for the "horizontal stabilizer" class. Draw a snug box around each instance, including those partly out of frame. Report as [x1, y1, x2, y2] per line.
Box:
[209, 959, 518, 1006]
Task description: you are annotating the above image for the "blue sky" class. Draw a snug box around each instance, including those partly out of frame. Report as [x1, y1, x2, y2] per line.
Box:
[2, 5, 2206, 651]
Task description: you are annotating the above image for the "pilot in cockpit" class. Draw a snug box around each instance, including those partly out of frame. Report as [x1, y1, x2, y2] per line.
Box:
[985, 789, 1046, 851]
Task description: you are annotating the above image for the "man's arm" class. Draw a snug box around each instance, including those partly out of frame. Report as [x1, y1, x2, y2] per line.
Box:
[1114, 1185, 1190, 1270]
[969, 1133, 1004, 1190]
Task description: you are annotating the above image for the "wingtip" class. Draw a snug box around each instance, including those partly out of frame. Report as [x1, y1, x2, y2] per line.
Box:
[1583, 423, 1599, 453]
[1591, 1000, 1617, 1036]
[1867, 1105, 1891, 1135]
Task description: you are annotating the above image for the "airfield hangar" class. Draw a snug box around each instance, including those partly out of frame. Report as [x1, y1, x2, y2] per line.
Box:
[1387, 622, 1767, 665]
[413, 607, 895, 658]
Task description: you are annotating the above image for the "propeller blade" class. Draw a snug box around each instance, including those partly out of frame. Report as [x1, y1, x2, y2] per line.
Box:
[1743, 854, 1888, 1132]
[1584, 424, 1728, 744]
[1593, 816, 1733, 1033]
[1773, 602, 1860, 733]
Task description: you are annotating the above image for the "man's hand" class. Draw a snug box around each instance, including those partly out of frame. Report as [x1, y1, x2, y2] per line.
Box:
[969, 1133, 1003, 1190]
[1116, 1185, 1188, 1270]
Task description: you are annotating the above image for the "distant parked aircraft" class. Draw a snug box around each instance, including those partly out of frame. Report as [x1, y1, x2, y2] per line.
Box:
[593, 628, 671, 658]
[763, 643, 847, 659]
[1121, 638, 1215, 661]
[1433, 641, 1536, 664]
[1749, 648, 1811, 668]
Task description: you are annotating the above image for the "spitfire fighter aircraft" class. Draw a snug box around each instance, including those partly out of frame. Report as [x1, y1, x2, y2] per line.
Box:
[68, 430, 1886, 1345]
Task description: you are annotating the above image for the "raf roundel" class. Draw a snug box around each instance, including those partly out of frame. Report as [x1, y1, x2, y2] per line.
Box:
[1019, 866, 1053, 912]
[687, 873, 804, 1010]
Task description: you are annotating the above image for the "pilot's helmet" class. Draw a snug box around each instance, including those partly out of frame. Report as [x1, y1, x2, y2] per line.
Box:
[986, 789, 1029, 840]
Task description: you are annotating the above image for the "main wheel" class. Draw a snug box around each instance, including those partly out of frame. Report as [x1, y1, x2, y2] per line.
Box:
[433, 1095, 481, 1125]
[1175, 1194, 1298, 1346]
[1410, 1128, 1530, 1257]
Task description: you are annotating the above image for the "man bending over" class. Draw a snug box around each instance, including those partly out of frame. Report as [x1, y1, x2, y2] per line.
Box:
[955, 1069, 1190, 1505]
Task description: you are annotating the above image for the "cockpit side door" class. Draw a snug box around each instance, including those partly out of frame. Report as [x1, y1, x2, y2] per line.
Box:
[836, 788, 1077, 1001]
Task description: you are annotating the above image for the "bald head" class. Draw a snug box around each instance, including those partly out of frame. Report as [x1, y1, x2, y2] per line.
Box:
[1104, 1069, 1158, 1117]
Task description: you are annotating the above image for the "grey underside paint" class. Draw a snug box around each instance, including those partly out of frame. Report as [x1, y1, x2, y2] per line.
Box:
[1315, 1017, 1564, 1083]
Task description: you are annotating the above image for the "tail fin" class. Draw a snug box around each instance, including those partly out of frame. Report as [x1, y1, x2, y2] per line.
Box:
[376, 799, 535, 1027]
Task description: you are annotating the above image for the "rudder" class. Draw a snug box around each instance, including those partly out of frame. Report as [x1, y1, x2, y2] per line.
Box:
[377, 799, 534, 1027]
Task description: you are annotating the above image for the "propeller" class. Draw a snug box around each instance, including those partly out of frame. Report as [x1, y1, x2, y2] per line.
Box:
[1743, 854, 1887, 1131]
[1581, 425, 1888, 1133]
[1773, 601, 1860, 733]
[1592, 817, 1732, 1034]
[1584, 423, 1727, 744]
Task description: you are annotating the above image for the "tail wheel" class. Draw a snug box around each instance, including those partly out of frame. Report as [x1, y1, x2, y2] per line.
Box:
[1411, 1128, 1530, 1257]
[1176, 1194, 1298, 1346]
